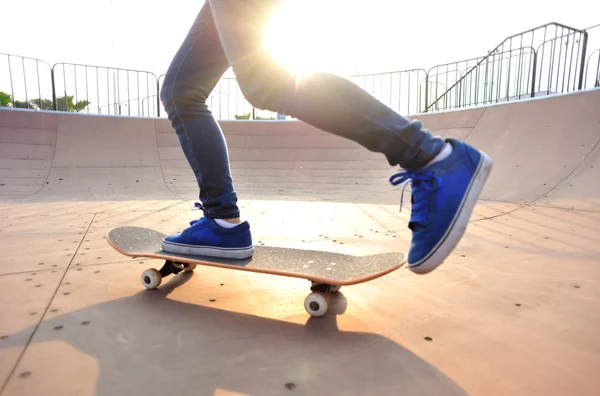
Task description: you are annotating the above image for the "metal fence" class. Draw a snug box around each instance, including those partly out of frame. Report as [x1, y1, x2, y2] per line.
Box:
[426, 22, 593, 111]
[1, 22, 599, 119]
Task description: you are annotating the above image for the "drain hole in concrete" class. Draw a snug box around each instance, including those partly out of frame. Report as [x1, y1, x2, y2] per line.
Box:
[573, 285, 580, 288]
[18, 372, 31, 379]
[81, 321, 90, 326]
[285, 383, 296, 390]
[424, 337, 433, 342]
[35, 285, 42, 288]
[220, 283, 224, 286]
[209, 299, 216, 302]
[51, 309, 59, 313]
[30, 312, 37, 316]
[63, 292, 70, 296]
[515, 303, 522, 307]
[94, 271, 100, 274]
[53, 326, 63, 331]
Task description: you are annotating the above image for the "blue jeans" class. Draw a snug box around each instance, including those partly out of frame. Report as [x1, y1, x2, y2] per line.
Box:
[160, 0, 445, 219]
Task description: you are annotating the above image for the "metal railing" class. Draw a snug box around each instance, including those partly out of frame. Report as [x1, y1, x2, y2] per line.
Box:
[0, 53, 52, 109]
[582, 24, 600, 89]
[427, 22, 590, 111]
[426, 47, 537, 111]
[2, 22, 599, 119]
[52, 62, 161, 116]
[348, 69, 428, 114]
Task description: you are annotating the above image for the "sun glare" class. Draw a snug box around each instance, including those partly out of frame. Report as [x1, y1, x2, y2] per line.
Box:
[262, 1, 413, 76]
[263, 1, 362, 75]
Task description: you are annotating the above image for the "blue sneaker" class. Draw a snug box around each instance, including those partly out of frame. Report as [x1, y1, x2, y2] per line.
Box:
[390, 138, 493, 274]
[161, 205, 254, 259]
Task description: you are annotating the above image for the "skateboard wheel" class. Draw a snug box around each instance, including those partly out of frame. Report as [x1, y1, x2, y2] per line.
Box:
[183, 263, 197, 272]
[141, 268, 161, 289]
[304, 292, 328, 317]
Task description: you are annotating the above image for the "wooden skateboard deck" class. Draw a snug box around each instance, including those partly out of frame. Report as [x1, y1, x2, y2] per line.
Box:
[106, 226, 406, 317]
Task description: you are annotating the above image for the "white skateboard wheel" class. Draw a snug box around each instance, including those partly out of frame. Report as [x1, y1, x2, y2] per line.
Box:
[141, 268, 162, 289]
[304, 292, 328, 317]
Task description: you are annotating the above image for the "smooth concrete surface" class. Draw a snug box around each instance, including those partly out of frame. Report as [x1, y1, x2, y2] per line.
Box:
[0, 87, 599, 396]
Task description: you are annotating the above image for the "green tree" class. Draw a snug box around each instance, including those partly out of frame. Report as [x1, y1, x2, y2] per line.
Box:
[0, 91, 13, 107]
[13, 100, 34, 109]
[31, 95, 91, 112]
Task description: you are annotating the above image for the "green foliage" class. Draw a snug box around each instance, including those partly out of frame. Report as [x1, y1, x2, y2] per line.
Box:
[234, 112, 275, 120]
[13, 100, 34, 109]
[0, 91, 90, 112]
[0, 91, 12, 107]
[234, 112, 251, 120]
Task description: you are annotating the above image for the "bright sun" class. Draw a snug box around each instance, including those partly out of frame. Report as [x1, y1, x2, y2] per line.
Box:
[262, 1, 365, 75]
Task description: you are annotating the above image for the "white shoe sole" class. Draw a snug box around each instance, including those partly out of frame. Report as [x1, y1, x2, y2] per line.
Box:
[408, 152, 494, 274]
[161, 240, 255, 260]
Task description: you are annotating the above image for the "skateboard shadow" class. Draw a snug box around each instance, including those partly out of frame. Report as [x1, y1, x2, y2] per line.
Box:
[1, 274, 466, 395]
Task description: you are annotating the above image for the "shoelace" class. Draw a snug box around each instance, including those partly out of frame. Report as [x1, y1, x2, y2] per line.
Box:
[189, 202, 206, 226]
[389, 169, 441, 230]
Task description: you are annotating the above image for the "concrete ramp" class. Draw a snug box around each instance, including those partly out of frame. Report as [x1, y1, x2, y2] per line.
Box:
[0, 88, 599, 396]
[2, 88, 599, 209]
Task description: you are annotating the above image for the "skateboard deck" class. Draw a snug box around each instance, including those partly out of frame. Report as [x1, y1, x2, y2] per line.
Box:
[106, 226, 406, 317]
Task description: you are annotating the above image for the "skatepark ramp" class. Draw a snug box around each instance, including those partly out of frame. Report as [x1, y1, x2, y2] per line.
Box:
[1, 87, 599, 211]
[0, 87, 599, 395]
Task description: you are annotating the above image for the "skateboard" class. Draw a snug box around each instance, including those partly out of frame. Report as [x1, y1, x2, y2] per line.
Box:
[106, 226, 406, 317]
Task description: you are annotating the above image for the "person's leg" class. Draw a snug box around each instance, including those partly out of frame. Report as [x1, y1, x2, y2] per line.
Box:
[208, 0, 493, 272]
[161, 2, 239, 220]
[207, 0, 442, 170]
[160, 2, 253, 259]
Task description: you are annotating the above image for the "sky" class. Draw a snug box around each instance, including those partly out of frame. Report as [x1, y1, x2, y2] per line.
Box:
[2, 0, 599, 77]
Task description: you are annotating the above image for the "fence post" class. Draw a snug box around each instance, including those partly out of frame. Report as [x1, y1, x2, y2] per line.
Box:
[530, 50, 538, 98]
[577, 31, 589, 90]
[424, 73, 429, 113]
[50, 65, 57, 111]
[156, 80, 161, 117]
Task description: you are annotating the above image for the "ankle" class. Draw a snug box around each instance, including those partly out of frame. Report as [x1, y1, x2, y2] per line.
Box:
[215, 218, 242, 228]
[425, 142, 452, 167]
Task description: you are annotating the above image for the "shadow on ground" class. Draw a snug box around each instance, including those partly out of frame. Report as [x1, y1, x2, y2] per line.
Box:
[1, 273, 465, 396]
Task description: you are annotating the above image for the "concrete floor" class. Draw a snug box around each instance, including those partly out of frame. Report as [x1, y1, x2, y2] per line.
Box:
[0, 88, 599, 395]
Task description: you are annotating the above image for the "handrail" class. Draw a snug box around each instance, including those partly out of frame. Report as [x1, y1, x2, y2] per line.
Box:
[1, 21, 598, 118]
